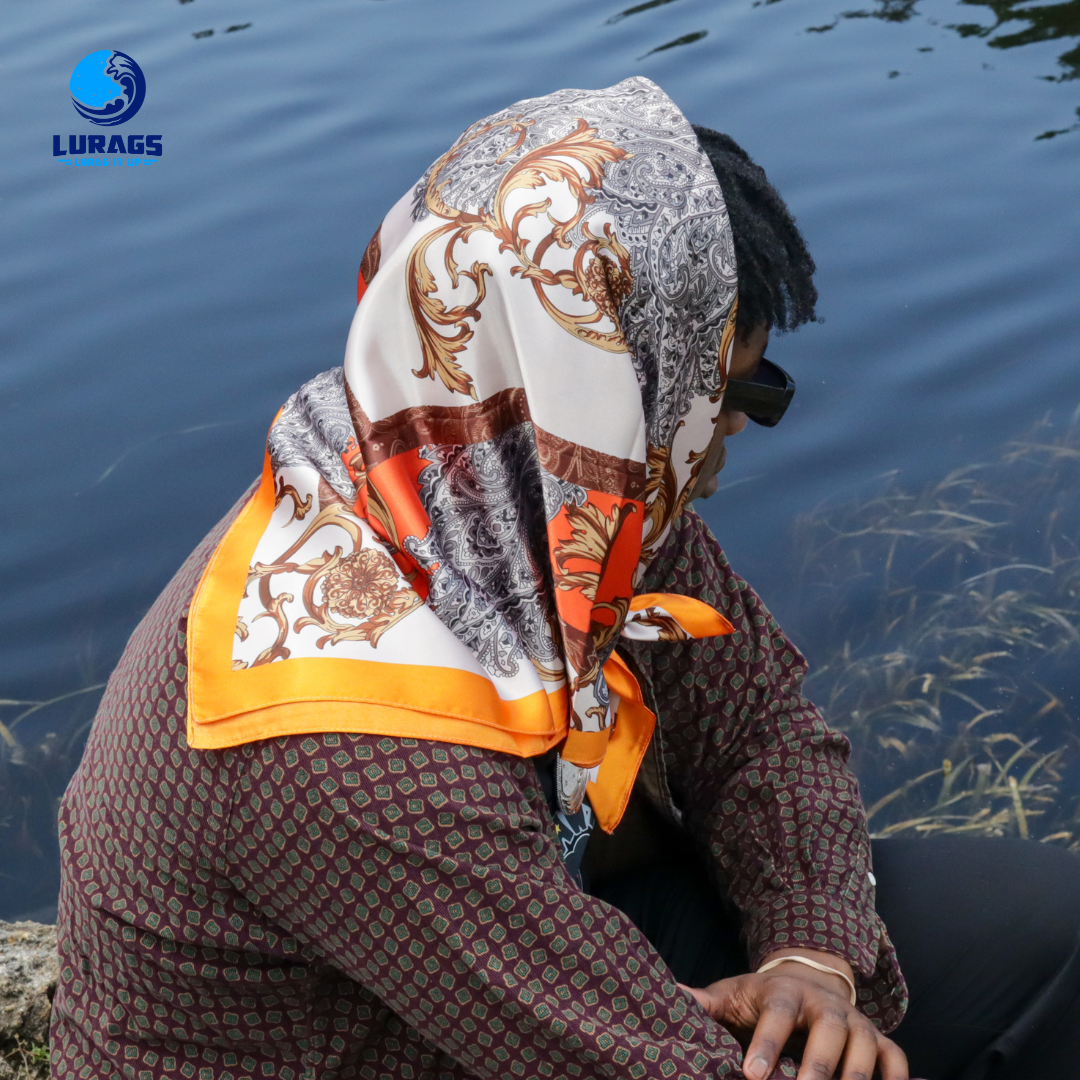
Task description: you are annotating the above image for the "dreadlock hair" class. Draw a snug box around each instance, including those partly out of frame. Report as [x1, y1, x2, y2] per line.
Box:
[692, 125, 818, 338]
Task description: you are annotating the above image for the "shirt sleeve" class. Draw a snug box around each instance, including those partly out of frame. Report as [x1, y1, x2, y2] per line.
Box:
[223, 732, 799, 1079]
[624, 509, 908, 1033]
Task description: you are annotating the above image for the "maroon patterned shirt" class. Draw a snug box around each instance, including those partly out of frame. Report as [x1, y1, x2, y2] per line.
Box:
[50, 499, 905, 1080]
[628, 508, 905, 1023]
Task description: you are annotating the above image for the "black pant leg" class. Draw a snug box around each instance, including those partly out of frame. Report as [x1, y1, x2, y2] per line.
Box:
[871, 837, 1080, 1080]
[592, 836, 1080, 1080]
[995, 948, 1080, 1080]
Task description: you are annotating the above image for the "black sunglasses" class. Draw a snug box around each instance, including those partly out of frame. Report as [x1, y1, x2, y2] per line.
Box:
[722, 358, 795, 428]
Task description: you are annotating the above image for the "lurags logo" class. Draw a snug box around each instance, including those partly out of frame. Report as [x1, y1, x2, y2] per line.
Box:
[53, 50, 162, 166]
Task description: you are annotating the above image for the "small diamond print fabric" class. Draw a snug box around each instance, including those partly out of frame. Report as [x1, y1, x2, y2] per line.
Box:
[50, 498, 904, 1080]
[622, 509, 906, 1027]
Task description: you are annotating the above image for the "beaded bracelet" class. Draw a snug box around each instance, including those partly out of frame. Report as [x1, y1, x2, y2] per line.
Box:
[755, 956, 857, 1006]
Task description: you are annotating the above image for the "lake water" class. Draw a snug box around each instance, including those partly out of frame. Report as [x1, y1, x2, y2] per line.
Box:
[2, 0, 1078, 920]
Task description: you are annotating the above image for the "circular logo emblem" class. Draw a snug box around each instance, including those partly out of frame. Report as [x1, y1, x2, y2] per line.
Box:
[70, 50, 145, 127]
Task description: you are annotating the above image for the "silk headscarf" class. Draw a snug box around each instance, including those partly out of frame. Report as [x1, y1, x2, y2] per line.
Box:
[187, 77, 737, 828]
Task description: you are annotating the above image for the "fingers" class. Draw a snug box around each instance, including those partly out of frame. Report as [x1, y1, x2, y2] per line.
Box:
[795, 999, 850, 1080]
[682, 971, 910, 1080]
[876, 1034, 910, 1080]
[806, 1015, 909, 1080]
[799, 1006, 909, 1080]
[835, 1015, 880, 1080]
[742, 988, 800, 1080]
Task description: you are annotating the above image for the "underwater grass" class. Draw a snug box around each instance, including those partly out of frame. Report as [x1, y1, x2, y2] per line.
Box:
[0, 685, 103, 918]
[796, 407, 1080, 847]
[5, 408, 1080, 916]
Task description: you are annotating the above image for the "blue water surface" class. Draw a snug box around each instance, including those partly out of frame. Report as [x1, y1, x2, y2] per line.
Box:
[1, 0, 1078, 919]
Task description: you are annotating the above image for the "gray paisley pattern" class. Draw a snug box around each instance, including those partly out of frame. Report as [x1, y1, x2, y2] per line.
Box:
[402, 424, 561, 681]
[541, 472, 587, 523]
[410, 76, 737, 448]
[267, 367, 357, 502]
[241, 80, 738, 817]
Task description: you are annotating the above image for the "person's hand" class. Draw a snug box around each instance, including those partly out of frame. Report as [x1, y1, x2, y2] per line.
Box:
[681, 952, 910, 1080]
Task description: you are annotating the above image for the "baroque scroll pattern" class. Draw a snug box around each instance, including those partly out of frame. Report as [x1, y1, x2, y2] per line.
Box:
[234, 479, 421, 669]
[409, 77, 738, 448]
[407, 117, 633, 400]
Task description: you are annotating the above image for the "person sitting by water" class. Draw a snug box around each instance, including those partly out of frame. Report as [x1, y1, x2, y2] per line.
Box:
[50, 77, 1080, 1080]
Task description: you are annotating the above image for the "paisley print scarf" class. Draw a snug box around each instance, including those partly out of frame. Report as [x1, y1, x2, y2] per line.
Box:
[187, 77, 736, 828]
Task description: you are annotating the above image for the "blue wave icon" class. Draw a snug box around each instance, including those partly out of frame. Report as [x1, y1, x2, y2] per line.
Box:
[70, 50, 145, 127]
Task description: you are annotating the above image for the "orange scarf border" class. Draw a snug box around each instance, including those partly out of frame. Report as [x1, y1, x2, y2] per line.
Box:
[186, 455, 732, 831]
[187, 452, 567, 756]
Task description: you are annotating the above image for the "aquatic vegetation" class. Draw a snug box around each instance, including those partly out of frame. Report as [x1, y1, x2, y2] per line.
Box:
[0, 687, 102, 919]
[796, 408, 1080, 846]
[6, 410, 1080, 920]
